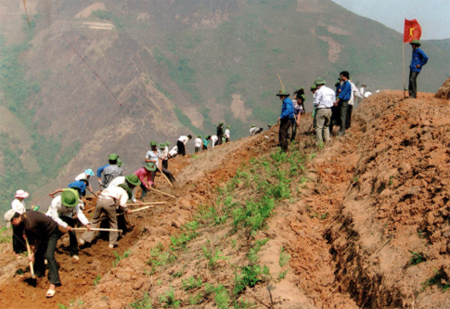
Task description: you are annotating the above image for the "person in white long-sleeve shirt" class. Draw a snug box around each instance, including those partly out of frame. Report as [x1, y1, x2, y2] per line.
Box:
[313, 77, 335, 144]
[177, 135, 192, 156]
[347, 80, 363, 129]
[194, 135, 202, 153]
[225, 126, 231, 142]
[249, 125, 263, 136]
[9, 190, 29, 256]
[209, 135, 219, 148]
[46, 189, 91, 260]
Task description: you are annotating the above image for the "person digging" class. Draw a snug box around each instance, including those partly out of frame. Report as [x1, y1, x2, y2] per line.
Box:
[11, 210, 63, 298]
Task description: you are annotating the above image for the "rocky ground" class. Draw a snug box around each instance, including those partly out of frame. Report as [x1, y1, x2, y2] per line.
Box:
[1, 89, 450, 308]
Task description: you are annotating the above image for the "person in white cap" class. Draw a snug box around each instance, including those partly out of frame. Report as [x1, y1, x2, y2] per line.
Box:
[75, 169, 95, 194]
[10, 189, 29, 257]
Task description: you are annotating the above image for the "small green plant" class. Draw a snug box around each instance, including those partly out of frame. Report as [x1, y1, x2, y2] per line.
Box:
[57, 304, 67, 309]
[0, 227, 11, 244]
[231, 239, 237, 248]
[409, 251, 426, 266]
[279, 247, 291, 267]
[204, 284, 230, 309]
[182, 276, 203, 290]
[170, 231, 198, 250]
[188, 293, 204, 305]
[320, 212, 329, 220]
[421, 269, 450, 291]
[159, 287, 181, 308]
[247, 238, 269, 263]
[172, 271, 183, 278]
[93, 275, 101, 286]
[418, 229, 424, 238]
[202, 245, 229, 268]
[278, 269, 289, 280]
[148, 244, 177, 268]
[352, 176, 359, 183]
[233, 265, 271, 294]
[388, 175, 394, 186]
[129, 292, 153, 309]
[113, 249, 131, 267]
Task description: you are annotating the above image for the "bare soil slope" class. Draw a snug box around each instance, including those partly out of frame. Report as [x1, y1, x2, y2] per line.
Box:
[2, 90, 450, 308]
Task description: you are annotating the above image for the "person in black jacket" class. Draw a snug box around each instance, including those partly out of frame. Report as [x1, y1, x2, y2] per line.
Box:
[216, 122, 224, 145]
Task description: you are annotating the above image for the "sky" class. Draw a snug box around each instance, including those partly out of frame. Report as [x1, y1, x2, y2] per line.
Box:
[331, 0, 450, 40]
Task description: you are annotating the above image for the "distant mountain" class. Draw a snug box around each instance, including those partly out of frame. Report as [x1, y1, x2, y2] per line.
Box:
[0, 0, 449, 212]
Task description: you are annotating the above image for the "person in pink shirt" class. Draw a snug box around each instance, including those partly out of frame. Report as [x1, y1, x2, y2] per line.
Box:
[134, 162, 157, 200]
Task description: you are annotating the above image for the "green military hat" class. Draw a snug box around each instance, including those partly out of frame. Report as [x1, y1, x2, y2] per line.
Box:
[251, 124, 255, 127]
[276, 89, 290, 96]
[145, 162, 157, 172]
[108, 153, 119, 161]
[197, 135, 201, 138]
[310, 83, 317, 91]
[117, 158, 123, 167]
[219, 122, 223, 125]
[410, 39, 421, 46]
[227, 126, 230, 128]
[159, 143, 165, 149]
[125, 174, 141, 187]
[314, 77, 326, 85]
[166, 142, 170, 146]
[61, 188, 79, 208]
[150, 141, 157, 147]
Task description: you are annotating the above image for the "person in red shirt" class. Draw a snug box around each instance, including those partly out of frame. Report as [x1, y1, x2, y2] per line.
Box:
[134, 162, 157, 200]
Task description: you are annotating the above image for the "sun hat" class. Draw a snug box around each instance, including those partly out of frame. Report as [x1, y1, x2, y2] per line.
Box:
[276, 89, 290, 96]
[125, 174, 141, 187]
[166, 142, 170, 146]
[15, 190, 29, 199]
[227, 126, 230, 128]
[314, 77, 326, 85]
[117, 158, 123, 167]
[144, 162, 157, 172]
[251, 124, 255, 127]
[410, 39, 421, 46]
[150, 141, 157, 147]
[108, 153, 119, 161]
[197, 135, 201, 138]
[84, 169, 94, 176]
[159, 143, 166, 149]
[61, 189, 79, 208]
[219, 122, 223, 125]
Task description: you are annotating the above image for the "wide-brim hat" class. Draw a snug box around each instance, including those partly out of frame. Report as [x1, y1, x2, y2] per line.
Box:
[410, 39, 421, 46]
[61, 189, 79, 208]
[166, 142, 170, 146]
[117, 158, 123, 167]
[108, 153, 119, 161]
[145, 162, 157, 172]
[4, 209, 16, 222]
[314, 77, 326, 85]
[150, 141, 157, 147]
[125, 174, 141, 187]
[15, 190, 29, 199]
[85, 169, 94, 176]
[276, 89, 290, 96]
[159, 143, 166, 149]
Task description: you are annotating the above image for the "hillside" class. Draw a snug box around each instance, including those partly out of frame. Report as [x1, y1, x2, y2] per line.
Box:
[1, 1, 450, 221]
[2, 90, 450, 308]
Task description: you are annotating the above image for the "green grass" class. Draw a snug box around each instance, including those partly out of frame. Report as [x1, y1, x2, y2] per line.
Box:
[129, 293, 153, 309]
[202, 245, 229, 268]
[247, 238, 269, 263]
[279, 246, 291, 267]
[409, 251, 426, 266]
[93, 275, 101, 286]
[233, 264, 271, 295]
[113, 249, 131, 267]
[159, 287, 181, 308]
[182, 276, 203, 291]
[0, 227, 11, 244]
[421, 269, 450, 291]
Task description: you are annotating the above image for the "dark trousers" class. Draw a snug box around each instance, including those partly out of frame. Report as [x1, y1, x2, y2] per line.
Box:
[409, 70, 420, 98]
[339, 100, 349, 136]
[279, 119, 292, 152]
[34, 227, 62, 286]
[217, 134, 223, 145]
[291, 121, 298, 141]
[151, 167, 176, 183]
[139, 183, 147, 200]
[346, 105, 353, 129]
[162, 159, 168, 169]
[59, 216, 79, 256]
[13, 224, 26, 254]
[195, 147, 200, 153]
[330, 105, 341, 134]
[177, 140, 186, 156]
[202, 145, 208, 150]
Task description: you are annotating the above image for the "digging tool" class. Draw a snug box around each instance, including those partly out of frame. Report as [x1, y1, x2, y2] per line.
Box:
[126, 202, 166, 207]
[157, 164, 173, 187]
[118, 205, 153, 216]
[277, 74, 285, 89]
[72, 227, 123, 233]
[149, 187, 177, 199]
[88, 188, 98, 198]
[25, 236, 35, 279]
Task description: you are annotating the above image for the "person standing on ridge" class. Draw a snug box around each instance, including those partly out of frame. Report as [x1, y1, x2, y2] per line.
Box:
[249, 124, 263, 136]
[276, 89, 294, 152]
[177, 135, 192, 156]
[409, 40, 429, 99]
[9, 190, 29, 258]
[225, 126, 231, 142]
[99, 153, 123, 190]
[217, 122, 224, 145]
[291, 88, 305, 141]
[313, 77, 335, 145]
[202, 136, 209, 150]
[334, 71, 352, 136]
[209, 135, 219, 148]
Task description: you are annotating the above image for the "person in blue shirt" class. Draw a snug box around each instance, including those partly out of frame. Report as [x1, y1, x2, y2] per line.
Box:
[276, 89, 294, 152]
[409, 40, 429, 99]
[334, 71, 352, 136]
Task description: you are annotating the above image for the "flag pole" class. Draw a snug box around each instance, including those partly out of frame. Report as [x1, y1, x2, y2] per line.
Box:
[403, 42, 406, 98]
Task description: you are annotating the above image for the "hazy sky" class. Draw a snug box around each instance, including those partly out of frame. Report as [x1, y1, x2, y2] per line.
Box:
[331, 0, 450, 40]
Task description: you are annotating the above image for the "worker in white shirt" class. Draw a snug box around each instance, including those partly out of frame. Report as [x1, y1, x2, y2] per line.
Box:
[80, 185, 131, 249]
[177, 135, 192, 156]
[8, 190, 29, 257]
[162, 142, 170, 169]
[208, 135, 219, 148]
[194, 135, 202, 153]
[46, 189, 91, 261]
[313, 77, 335, 144]
[347, 80, 363, 129]
[364, 91, 372, 98]
[249, 124, 263, 136]
[359, 84, 366, 97]
[225, 126, 231, 142]
[169, 146, 178, 158]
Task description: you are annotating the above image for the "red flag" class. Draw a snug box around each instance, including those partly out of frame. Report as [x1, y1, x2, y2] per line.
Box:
[403, 19, 422, 43]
